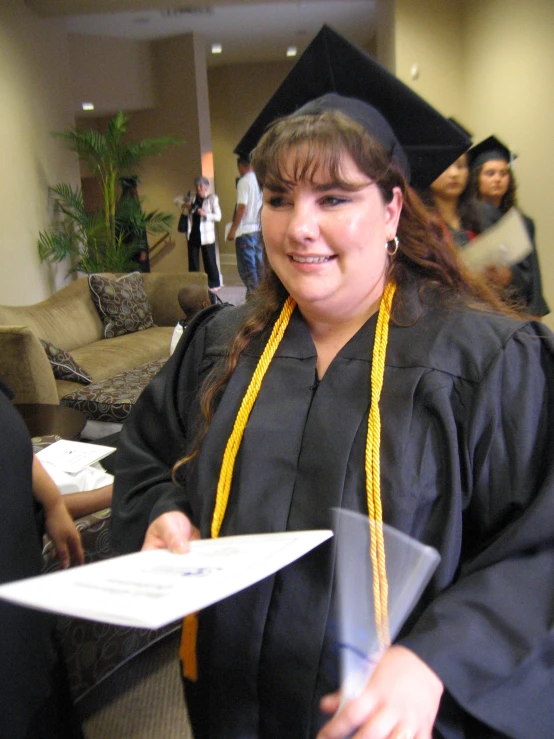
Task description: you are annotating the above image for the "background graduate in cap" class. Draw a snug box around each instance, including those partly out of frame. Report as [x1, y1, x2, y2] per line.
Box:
[468, 135, 549, 317]
[111, 26, 554, 739]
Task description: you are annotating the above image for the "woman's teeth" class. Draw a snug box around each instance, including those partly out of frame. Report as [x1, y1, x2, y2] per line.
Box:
[291, 255, 331, 263]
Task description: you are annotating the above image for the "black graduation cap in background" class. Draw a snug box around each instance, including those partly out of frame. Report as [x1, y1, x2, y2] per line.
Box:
[234, 25, 471, 190]
[468, 135, 517, 169]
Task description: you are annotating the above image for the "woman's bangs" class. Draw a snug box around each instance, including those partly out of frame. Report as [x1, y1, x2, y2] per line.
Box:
[263, 135, 355, 190]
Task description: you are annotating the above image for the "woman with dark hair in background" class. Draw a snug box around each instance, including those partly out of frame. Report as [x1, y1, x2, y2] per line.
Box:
[468, 136, 549, 317]
[421, 153, 484, 247]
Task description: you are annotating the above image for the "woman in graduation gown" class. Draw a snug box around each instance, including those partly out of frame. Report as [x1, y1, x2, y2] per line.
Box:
[421, 153, 484, 247]
[111, 96, 554, 739]
[468, 136, 549, 317]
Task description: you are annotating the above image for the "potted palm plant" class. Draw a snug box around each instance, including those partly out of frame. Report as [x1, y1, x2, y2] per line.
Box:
[38, 111, 182, 274]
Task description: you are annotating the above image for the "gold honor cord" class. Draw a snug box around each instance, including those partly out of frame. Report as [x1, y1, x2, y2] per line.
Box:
[365, 280, 395, 650]
[181, 284, 394, 681]
[211, 295, 297, 539]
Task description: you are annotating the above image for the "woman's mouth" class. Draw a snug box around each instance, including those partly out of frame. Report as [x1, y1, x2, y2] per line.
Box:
[290, 255, 335, 263]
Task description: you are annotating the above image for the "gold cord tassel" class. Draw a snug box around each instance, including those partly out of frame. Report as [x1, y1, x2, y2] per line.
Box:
[365, 281, 395, 650]
[181, 296, 297, 681]
[211, 296, 297, 539]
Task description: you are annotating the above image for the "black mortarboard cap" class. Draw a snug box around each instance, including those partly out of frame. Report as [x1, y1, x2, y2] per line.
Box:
[234, 25, 471, 190]
[468, 135, 517, 169]
[448, 117, 473, 139]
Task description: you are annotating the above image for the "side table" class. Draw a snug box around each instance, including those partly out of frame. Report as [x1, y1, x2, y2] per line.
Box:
[15, 403, 87, 441]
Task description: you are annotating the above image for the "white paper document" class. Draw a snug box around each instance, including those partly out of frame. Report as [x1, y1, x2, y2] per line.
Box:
[36, 439, 116, 475]
[0, 530, 333, 629]
[459, 207, 533, 271]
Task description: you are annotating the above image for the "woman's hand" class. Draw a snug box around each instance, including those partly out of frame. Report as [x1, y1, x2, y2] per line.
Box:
[142, 511, 201, 553]
[44, 500, 84, 568]
[484, 264, 513, 287]
[317, 645, 443, 739]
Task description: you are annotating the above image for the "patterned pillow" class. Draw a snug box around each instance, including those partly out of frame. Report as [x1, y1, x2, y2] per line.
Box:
[88, 272, 155, 339]
[40, 339, 93, 385]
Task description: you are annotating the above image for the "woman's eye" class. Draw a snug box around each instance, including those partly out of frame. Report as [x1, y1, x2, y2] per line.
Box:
[321, 195, 349, 207]
[266, 195, 287, 208]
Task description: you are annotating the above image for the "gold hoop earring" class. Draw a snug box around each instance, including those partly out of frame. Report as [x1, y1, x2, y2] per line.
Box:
[385, 236, 399, 256]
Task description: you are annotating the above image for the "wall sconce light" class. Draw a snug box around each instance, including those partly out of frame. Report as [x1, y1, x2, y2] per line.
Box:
[81, 102, 95, 111]
[211, 43, 222, 54]
[286, 46, 297, 57]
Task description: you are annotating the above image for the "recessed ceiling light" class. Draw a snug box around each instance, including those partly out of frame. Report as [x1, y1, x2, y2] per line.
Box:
[211, 43, 222, 54]
[81, 102, 95, 111]
[286, 46, 297, 58]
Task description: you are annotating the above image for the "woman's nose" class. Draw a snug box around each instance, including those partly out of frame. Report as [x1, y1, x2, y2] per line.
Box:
[286, 202, 319, 242]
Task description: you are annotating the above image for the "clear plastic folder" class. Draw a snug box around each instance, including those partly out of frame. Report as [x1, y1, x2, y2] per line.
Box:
[332, 508, 440, 702]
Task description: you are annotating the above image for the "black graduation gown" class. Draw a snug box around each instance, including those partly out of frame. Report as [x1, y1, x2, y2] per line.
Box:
[478, 202, 550, 316]
[0, 380, 82, 739]
[111, 294, 554, 739]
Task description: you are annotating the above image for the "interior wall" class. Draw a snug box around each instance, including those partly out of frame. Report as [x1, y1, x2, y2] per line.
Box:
[208, 60, 294, 259]
[394, 0, 466, 121]
[0, 0, 80, 305]
[68, 34, 155, 118]
[375, 0, 396, 72]
[124, 33, 210, 274]
[462, 0, 554, 329]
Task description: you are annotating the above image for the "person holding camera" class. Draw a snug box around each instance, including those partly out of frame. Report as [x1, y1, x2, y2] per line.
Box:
[181, 176, 222, 290]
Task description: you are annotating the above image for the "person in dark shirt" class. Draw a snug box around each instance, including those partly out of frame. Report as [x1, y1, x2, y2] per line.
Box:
[182, 176, 222, 290]
[0, 378, 84, 739]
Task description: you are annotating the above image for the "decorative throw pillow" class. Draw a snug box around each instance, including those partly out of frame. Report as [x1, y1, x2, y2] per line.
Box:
[88, 272, 155, 339]
[40, 339, 93, 385]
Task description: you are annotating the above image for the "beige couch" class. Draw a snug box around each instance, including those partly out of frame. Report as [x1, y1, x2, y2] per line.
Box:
[0, 271, 207, 405]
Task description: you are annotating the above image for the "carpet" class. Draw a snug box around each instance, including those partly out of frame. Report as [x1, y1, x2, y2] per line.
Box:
[80, 631, 193, 738]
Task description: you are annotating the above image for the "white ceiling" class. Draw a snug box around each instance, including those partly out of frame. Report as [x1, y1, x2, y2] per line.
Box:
[38, 1, 377, 67]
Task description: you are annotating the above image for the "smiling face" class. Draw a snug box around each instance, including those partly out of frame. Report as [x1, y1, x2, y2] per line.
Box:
[261, 149, 402, 324]
[430, 154, 469, 201]
[478, 159, 511, 207]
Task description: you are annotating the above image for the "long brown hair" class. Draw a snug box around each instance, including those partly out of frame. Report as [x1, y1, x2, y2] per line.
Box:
[469, 160, 517, 213]
[174, 110, 513, 472]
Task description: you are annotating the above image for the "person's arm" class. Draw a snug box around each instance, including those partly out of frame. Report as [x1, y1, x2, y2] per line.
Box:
[32, 456, 84, 567]
[227, 203, 246, 241]
[110, 305, 227, 554]
[396, 324, 554, 737]
[319, 323, 554, 738]
[63, 483, 113, 520]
